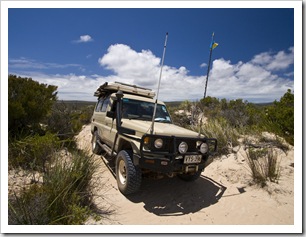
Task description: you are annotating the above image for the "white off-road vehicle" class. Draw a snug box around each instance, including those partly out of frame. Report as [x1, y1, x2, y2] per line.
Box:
[91, 82, 217, 195]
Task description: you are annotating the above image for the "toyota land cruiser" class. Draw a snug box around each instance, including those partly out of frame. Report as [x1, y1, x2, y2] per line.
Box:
[91, 82, 217, 195]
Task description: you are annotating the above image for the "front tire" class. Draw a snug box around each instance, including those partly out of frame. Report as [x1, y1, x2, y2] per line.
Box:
[116, 150, 142, 195]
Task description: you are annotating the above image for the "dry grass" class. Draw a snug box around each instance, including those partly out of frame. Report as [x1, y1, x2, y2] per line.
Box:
[245, 148, 281, 187]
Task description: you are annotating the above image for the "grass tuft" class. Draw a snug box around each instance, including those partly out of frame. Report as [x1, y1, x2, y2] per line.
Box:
[245, 148, 281, 187]
[201, 118, 240, 155]
[8, 150, 103, 225]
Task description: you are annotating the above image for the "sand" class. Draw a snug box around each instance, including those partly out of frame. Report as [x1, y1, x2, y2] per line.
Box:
[74, 124, 296, 232]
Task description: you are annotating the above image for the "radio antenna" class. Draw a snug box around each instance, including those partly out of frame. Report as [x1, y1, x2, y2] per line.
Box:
[150, 32, 168, 134]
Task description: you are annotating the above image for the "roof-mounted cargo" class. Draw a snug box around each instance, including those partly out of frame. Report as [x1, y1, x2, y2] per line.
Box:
[94, 81, 156, 99]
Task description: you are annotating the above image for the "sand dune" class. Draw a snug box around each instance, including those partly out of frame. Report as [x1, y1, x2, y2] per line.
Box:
[75, 124, 295, 230]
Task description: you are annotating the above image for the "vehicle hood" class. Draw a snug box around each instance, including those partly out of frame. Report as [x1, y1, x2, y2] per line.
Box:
[121, 119, 201, 137]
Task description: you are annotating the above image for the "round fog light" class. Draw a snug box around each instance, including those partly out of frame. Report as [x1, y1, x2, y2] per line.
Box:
[178, 141, 188, 154]
[154, 138, 163, 149]
[200, 143, 208, 154]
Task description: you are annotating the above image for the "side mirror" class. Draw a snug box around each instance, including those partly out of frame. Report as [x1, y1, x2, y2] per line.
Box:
[106, 111, 115, 119]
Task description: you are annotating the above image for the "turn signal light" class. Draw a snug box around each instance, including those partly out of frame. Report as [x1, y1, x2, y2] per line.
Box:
[144, 137, 150, 145]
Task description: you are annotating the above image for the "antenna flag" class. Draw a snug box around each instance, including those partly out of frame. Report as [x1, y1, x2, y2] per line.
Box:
[209, 32, 219, 50]
[212, 42, 218, 50]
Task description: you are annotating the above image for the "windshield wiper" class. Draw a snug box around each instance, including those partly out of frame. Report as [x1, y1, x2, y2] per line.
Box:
[128, 114, 152, 121]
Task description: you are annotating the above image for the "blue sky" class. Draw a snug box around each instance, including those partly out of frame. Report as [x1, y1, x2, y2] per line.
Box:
[6, 2, 300, 103]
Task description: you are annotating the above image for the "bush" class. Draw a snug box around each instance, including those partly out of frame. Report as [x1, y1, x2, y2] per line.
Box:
[264, 89, 294, 145]
[8, 133, 61, 171]
[47, 101, 94, 139]
[8, 151, 101, 225]
[8, 75, 57, 137]
[47, 101, 73, 137]
[170, 89, 294, 149]
[245, 148, 281, 187]
[201, 118, 240, 155]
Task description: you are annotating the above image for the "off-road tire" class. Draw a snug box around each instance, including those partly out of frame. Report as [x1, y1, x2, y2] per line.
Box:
[92, 130, 102, 155]
[116, 150, 142, 195]
[178, 170, 202, 182]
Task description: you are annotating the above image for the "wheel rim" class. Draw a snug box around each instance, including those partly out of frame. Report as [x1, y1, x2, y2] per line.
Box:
[118, 159, 127, 185]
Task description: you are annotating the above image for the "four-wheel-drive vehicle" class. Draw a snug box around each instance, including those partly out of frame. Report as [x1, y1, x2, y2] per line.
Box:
[91, 82, 217, 195]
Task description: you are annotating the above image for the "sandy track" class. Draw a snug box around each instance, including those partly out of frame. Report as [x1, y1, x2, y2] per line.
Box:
[75, 125, 294, 227]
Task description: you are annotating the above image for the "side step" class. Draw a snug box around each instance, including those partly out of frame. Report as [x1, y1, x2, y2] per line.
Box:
[96, 140, 116, 178]
[97, 140, 117, 157]
[101, 155, 116, 178]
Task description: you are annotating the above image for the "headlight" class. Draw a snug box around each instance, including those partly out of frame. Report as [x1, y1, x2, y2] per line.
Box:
[154, 138, 163, 149]
[178, 141, 188, 154]
[200, 143, 208, 154]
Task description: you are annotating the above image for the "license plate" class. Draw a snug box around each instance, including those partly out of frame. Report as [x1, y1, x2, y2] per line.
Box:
[184, 155, 202, 164]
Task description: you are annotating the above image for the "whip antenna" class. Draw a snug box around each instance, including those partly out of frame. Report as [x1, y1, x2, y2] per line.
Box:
[199, 32, 218, 136]
[150, 32, 168, 134]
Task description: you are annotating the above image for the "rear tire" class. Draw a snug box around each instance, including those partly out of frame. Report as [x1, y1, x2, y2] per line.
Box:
[92, 130, 102, 155]
[178, 170, 202, 181]
[116, 150, 142, 195]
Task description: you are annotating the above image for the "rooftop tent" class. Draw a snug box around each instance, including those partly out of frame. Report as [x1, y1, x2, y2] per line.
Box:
[94, 82, 156, 99]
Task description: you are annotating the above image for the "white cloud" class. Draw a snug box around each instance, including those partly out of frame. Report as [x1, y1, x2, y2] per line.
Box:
[9, 57, 81, 69]
[96, 44, 293, 102]
[9, 71, 103, 101]
[200, 63, 207, 68]
[251, 47, 294, 71]
[73, 35, 93, 43]
[10, 45, 294, 103]
[208, 59, 289, 102]
[98, 44, 160, 87]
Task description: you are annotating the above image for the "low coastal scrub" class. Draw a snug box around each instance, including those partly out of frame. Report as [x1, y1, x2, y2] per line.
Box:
[8, 150, 100, 225]
[169, 90, 293, 187]
[245, 148, 281, 187]
[8, 133, 60, 171]
[169, 89, 294, 150]
[8, 75, 105, 225]
[201, 118, 240, 156]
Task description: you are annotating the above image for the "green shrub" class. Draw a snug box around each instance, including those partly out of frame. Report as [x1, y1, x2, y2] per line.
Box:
[201, 118, 240, 155]
[8, 133, 60, 171]
[47, 101, 94, 139]
[8, 184, 50, 224]
[8, 75, 57, 137]
[264, 89, 294, 145]
[47, 101, 73, 136]
[8, 151, 101, 225]
[43, 151, 95, 224]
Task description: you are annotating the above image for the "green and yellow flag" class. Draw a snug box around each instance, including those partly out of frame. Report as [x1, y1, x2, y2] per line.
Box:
[212, 42, 218, 49]
[210, 32, 218, 50]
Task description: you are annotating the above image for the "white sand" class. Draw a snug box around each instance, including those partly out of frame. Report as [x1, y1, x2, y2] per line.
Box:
[75, 125, 294, 227]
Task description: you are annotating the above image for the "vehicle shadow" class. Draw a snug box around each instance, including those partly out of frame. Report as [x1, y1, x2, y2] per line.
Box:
[126, 175, 227, 216]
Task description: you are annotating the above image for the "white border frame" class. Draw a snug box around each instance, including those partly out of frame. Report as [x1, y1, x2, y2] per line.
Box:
[1, 1, 303, 234]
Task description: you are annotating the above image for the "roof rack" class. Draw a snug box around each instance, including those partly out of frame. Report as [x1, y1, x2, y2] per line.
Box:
[94, 82, 156, 99]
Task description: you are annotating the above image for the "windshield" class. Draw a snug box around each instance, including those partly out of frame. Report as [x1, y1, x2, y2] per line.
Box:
[122, 98, 172, 123]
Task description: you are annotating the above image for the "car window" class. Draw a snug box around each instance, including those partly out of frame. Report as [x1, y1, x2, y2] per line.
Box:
[95, 99, 103, 112]
[101, 96, 110, 112]
[122, 98, 171, 123]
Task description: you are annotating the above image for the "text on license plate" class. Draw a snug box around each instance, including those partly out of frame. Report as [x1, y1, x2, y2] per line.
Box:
[184, 155, 202, 164]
